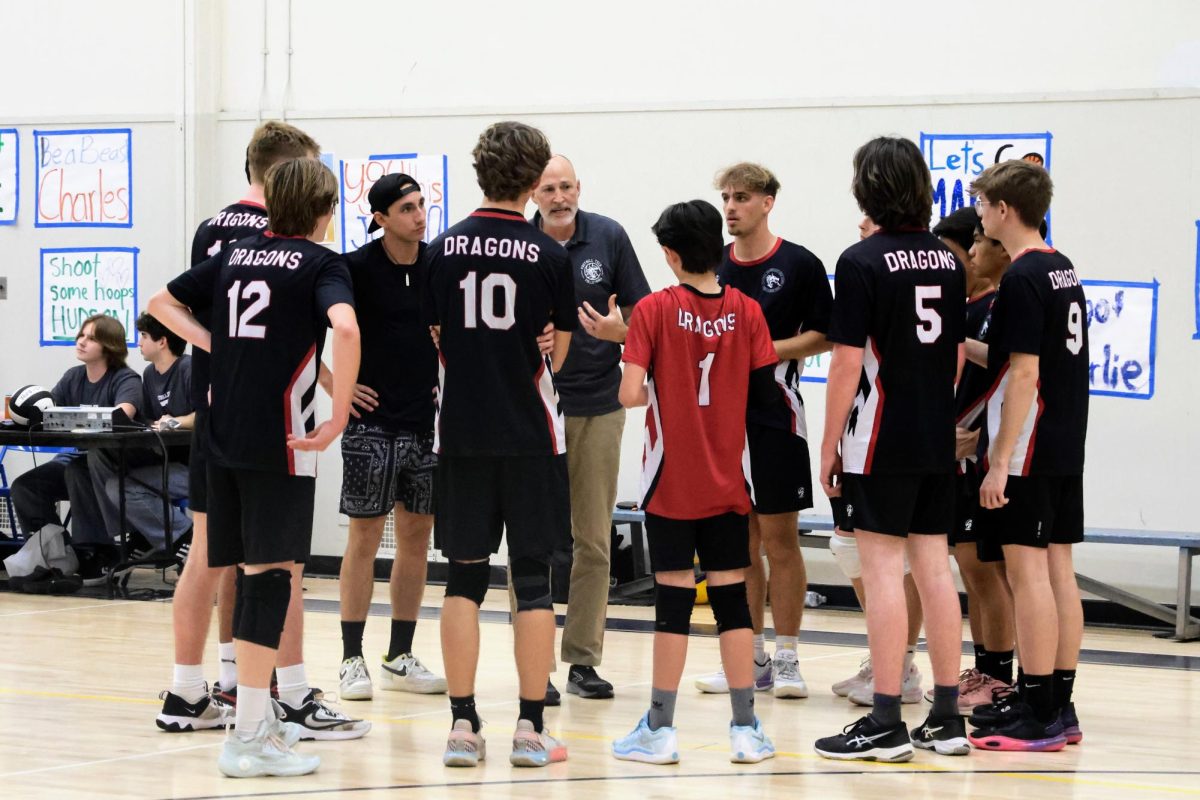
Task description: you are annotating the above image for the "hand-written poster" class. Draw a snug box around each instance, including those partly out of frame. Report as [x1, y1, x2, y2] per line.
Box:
[1083, 280, 1157, 400]
[35, 128, 133, 228]
[318, 152, 339, 251]
[799, 275, 837, 384]
[338, 153, 448, 253]
[40, 248, 138, 347]
[920, 132, 1052, 241]
[0, 129, 17, 224]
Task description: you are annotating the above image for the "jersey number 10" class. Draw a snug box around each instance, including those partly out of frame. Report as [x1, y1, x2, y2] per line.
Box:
[460, 271, 516, 330]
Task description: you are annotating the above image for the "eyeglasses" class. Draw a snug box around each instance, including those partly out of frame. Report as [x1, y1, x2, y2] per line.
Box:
[974, 199, 992, 215]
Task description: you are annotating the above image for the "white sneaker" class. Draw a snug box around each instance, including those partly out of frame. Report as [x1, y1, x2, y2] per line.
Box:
[832, 655, 872, 697]
[772, 649, 808, 698]
[848, 661, 924, 706]
[339, 656, 373, 701]
[217, 720, 320, 778]
[278, 690, 372, 740]
[730, 717, 776, 763]
[612, 713, 679, 764]
[694, 655, 773, 694]
[380, 652, 448, 695]
[269, 699, 303, 748]
[443, 718, 487, 767]
[509, 719, 568, 767]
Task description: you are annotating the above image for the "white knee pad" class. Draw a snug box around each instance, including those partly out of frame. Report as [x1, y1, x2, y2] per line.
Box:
[829, 533, 862, 579]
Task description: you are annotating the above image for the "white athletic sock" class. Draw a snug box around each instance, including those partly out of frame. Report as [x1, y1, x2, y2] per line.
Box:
[776, 635, 798, 652]
[753, 633, 767, 662]
[276, 663, 310, 708]
[234, 686, 270, 738]
[217, 641, 237, 690]
[172, 663, 206, 703]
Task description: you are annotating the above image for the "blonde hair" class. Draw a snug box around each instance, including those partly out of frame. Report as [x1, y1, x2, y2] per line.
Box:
[247, 121, 320, 184]
[714, 162, 781, 197]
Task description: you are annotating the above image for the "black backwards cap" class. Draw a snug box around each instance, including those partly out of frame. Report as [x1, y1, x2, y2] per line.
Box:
[366, 173, 421, 233]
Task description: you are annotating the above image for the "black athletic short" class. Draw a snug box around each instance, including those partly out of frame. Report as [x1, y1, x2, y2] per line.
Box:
[838, 473, 955, 538]
[207, 463, 315, 567]
[187, 409, 210, 514]
[976, 474, 1084, 553]
[339, 425, 436, 518]
[949, 462, 982, 547]
[746, 422, 814, 515]
[645, 511, 751, 573]
[434, 454, 570, 562]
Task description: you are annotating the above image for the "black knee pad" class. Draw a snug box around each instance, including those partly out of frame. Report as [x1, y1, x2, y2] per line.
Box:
[235, 568, 291, 649]
[231, 567, 246, 634]
[707, 581, 752, 633]
[510, 556, 552, 612]
[654, 583, 696, 635]
[446, 560, 490, 606]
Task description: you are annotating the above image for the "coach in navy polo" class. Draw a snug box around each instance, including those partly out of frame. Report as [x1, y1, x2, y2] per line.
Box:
[530, 154, 650, 701]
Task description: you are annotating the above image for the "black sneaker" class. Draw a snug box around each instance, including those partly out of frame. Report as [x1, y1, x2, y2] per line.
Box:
[911, 713, 971, 756]
[155, 689, 228, 732]
[278, 689, 371, 740]
[212, 681, 237, 707]
[1058, 702, 1082, 744]
[545, 679, 561, 707]
[814, 715, 913, 762]
[566, 665, 614, 699]
[968, 685, 1021, 728]
[968, 702, 1068, 752]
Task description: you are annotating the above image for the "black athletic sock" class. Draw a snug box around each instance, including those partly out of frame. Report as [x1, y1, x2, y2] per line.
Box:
[1017, 666, 1026, 695]
[989, 649, 1015, 685]
[450, 695, 480, 733]
[519, 697, 545, 733]
[1023, 674, 1055, 724]
[931, 684, 959, 718]
[869, 693, 902, 727]
[387, 619, 417, 661]
[973, 643, 987, 673]
[341, 620, 366, 661]
[1052, 669, 1076, 709]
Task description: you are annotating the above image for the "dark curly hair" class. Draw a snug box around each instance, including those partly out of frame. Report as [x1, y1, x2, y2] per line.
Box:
[472, 122, 551, 202]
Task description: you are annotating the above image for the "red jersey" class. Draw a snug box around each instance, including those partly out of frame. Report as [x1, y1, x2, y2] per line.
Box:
[623, 284, 777, 519]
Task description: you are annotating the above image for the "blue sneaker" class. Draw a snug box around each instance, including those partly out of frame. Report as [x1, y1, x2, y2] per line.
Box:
[730, 717, 775, 763]
[612, 713, 680, 764]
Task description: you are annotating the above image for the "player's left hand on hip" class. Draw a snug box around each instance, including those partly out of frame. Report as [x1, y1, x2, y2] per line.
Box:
[287, 421, 342, 452]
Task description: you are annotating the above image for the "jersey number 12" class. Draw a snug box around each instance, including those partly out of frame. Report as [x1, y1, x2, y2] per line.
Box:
[228, 279, 270, 339]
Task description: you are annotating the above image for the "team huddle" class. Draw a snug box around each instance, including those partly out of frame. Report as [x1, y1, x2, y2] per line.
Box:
[144, 119, 1087, 778]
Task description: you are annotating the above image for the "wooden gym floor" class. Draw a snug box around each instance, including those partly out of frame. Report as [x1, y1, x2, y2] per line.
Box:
[1, 576, 1198, 799]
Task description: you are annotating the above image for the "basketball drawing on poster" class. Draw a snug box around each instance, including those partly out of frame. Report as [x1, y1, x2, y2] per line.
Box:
[40, 247, 138, 347]
[1083, 280, 1157, 399]
[35, 128, 133, 228]
[338, 152, 447, 253]
[0, 129, 17, 225]
[921, 131, 1052, 240]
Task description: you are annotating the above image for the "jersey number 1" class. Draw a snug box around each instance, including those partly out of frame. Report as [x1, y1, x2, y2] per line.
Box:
[697, 352, 715, 406]
[228, 279, 270, 339]
[460, 272, 516, 330]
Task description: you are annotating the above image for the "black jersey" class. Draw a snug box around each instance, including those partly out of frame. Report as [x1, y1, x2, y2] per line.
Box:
[981, 248, 1088, 476]
[718, 238, 832, 438]
[954, 289, 997, 428]
[168, 232, 355, 477]
[827, 230, 965, 475]
[188, 200, 270, 411]
[346, 239, 436, 433]
[423, 208, 577, 457]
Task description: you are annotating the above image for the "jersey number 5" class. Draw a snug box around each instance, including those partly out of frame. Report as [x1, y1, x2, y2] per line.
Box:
[460, 271, 516, 330]
[228, 279, 270, 339]
[915, 286, 942, 344]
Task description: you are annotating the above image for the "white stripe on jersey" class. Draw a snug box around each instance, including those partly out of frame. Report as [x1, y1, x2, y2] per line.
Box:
[985, 366, 1043, 476]
[742, 433, 756, 506]
[640, 377, 665, 508]
[433, 353, 446, 455]
[775, 360, 808, 440]
[285, 346, 318, 477]
[841, 338, 883, 474]
[534, 356, 566, 455]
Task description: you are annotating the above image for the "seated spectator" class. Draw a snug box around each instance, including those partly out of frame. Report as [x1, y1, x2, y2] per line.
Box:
[10, 315, 142, 568]
[95, 313, 194, 555]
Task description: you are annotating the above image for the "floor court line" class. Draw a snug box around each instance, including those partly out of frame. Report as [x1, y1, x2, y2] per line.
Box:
[0, 741, 220, 780]
[0, 600, 136, 617]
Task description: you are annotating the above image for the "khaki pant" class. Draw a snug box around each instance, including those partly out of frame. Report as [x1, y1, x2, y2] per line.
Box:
[508, 407, 625, 668]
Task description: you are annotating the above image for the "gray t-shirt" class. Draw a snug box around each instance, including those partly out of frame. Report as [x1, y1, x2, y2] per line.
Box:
[142, 355, 193, 420]
[531, 209, 651, 416]
[51, 364, 143, 418]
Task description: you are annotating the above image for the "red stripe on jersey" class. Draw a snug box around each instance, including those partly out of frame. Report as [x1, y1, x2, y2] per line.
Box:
[433, 351, 447, 455]
[729, 237, 783, 267]
[1010, 246, 1056, 263]
[1020, 382, 1046, 477]
[967, 289, 997, 304]
[237, 198, 266, 210]
[533, 358, 560, 454]
[863, 338, 887, 473]
[469, 210, 526, 221]
[979, 363, 1010, 472]
[283, 344, 317, 476]
[264, 231, 308, 240]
